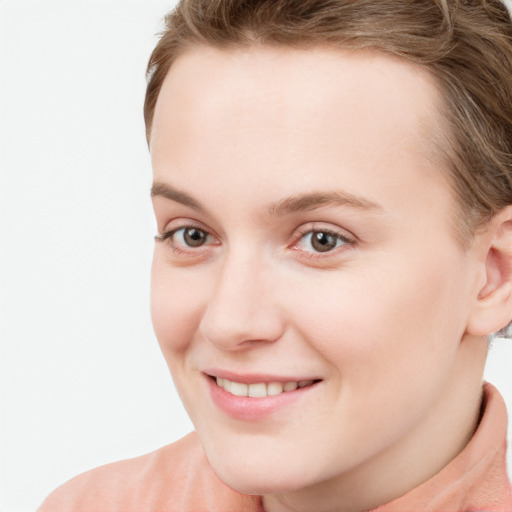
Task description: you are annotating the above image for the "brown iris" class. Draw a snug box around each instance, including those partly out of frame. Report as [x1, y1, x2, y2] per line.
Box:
[183, 228, 208, 247]
[311, 231, 338, 252]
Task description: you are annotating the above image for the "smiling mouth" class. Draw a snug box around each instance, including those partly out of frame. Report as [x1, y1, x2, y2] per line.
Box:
[213, 376, 320, 398]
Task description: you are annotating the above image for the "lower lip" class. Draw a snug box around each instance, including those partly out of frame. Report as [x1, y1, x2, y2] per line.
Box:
[207, 376, 319, 421]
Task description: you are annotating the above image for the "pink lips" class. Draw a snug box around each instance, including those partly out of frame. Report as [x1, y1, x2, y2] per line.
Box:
[205, 372, 320, 421]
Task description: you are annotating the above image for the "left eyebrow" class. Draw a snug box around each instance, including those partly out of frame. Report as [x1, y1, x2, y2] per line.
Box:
[268, 191, 382, 216]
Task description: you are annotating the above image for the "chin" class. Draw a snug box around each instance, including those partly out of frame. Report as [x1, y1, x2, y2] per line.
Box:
[204, 446, 323, 496]
[215, 466, 312, 496]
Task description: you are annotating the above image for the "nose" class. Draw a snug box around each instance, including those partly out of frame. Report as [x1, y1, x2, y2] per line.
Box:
[199, 250, 285, 351]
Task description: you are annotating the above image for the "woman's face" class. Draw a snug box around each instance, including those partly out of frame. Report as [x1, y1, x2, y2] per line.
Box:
[149, 46, 482, 499]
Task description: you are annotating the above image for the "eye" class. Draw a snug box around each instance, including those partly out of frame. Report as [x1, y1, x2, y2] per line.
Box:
[297, 230, 351, 253]
[174, 227, 210, 247]
[156, 226, 214, 249]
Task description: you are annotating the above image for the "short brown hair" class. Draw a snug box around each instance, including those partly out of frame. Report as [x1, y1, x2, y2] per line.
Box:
[144, 0, 512, 245]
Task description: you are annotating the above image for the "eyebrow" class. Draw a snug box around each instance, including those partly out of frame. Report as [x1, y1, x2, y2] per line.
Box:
[268, 191, 382, 216]
[151, 182, 381, 216]
[151, 182, 206, 213]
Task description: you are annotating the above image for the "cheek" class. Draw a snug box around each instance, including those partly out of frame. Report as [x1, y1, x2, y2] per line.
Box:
[281, 258, 467, 456]
[287, 250, 467, 388]
[150, 253, 207, 356]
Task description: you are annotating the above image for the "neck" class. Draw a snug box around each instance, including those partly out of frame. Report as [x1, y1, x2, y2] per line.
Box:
[262, 335, 488, 512]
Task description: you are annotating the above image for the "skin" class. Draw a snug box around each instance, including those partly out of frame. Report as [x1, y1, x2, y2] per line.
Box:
[149, 46, 494, 512]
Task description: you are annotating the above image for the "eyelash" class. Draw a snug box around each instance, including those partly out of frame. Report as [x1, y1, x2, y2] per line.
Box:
[155, 224, 355, 259]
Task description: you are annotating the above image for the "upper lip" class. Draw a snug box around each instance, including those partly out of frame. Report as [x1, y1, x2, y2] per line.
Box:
[203, 369, 322, 384]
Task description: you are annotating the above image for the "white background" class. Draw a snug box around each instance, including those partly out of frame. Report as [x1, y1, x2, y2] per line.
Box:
[1, 1, 511, 511]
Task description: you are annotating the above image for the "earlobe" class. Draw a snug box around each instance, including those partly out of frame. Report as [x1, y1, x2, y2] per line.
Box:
[466, 207, 512, 337]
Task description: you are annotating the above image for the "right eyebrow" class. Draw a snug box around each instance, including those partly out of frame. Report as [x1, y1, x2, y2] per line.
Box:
[151, 182, 206, 213]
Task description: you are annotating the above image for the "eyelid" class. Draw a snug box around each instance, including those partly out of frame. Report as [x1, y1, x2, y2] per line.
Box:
[292, 222, 355, 241]
[156, 217, 217, 239]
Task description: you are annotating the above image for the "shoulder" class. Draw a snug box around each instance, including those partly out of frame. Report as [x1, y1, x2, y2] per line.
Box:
[37, 432, 260, 512]
[36, 433, 200, 512]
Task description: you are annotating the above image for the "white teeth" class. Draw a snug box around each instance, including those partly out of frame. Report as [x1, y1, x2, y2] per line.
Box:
[230, 381, 249, 397]
[248, 383, 267, 398]
[267, 382, 284, 396]
[215, 377, 315, 397]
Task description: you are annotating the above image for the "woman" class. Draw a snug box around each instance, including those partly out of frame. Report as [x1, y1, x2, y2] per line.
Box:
[39, 0, 512, 510]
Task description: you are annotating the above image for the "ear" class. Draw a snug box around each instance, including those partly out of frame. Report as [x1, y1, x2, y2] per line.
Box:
[466, 206, 512, 337]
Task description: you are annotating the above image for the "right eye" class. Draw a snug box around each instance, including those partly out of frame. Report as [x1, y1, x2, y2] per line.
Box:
[156, 226, 214, 250]
[172, 227, 211, 248]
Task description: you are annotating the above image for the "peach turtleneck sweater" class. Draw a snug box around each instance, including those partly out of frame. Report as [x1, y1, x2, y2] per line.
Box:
[38, 382, 511, 512]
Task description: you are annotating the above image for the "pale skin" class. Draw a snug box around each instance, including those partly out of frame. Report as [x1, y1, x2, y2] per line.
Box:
[149, 45, 512, 512]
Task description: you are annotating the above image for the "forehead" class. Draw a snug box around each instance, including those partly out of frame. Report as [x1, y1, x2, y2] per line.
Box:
[150, 45, 452, 224]
[151, 44, 444, 161]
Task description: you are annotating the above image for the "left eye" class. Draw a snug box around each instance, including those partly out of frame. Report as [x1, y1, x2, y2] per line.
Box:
[297, 230, 350, 253]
